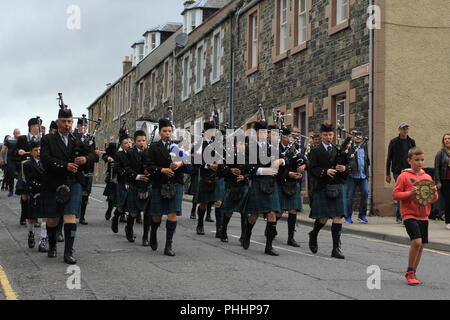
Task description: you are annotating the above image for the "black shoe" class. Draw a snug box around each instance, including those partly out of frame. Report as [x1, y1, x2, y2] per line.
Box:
[265, 247, 279, 256]
[125, 226, 135, 243]
[150, 232, 158, 251]
[105, 210, 112, 220]
[205, 215, 214, 223]
[238, 237, 243, 244]
[57, 232, 64, 242]
[111, 215, 119, 233]
[28, 232, 35, 249]
[136, 216, 142, 224]
[142, 237, 149, 247]
[308, 231, 318, 254]
[38, 238, 48, 253]
[119, 214, 127, 223]
[287, 238, 300, 248]
[331, 247, 345, 259]
[79, 218, 88, 225]
[196, 226, 205, 235]
[64, 254, 77, 265]
[220, 230, 229, 243]
[190, 211, 196, 220]
[20, 220, 26, 226]
[48, 248, 57, 258]
[8, 191, 13, 197]
[242, 236, 251, 250]
[164, 247, 175, 257]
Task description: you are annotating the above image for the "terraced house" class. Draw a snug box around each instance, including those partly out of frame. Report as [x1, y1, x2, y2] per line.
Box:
[87, 0, 450, 217]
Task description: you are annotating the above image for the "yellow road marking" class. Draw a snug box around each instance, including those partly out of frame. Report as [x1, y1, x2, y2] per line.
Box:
[0, 265, 18, 300]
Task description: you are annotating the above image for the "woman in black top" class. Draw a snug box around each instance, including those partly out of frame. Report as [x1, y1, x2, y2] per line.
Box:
[434, 133, 450, 229]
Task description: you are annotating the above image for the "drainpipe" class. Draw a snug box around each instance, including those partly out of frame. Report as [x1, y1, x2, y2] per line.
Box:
[368, 0, 374, 214]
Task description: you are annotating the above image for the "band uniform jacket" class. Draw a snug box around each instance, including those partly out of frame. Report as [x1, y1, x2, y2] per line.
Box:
[145, 140, 188, 188]
[40, 132, 96, 192]
[119, 146, 149, 189]
[23, 158, 44, 196]
[73, 130, 99, 174]
[308, 143, 349, 191]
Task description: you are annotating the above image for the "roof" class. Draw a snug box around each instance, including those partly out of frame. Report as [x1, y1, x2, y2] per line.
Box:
[131, 40, 145, 48]
[182, 0, 231, 14]
[143, 22, 182, 36]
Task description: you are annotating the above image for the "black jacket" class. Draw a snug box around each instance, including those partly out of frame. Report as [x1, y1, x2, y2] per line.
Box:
[434, 149, 450, 184]
[119, 146, 149, 189]
[13, 134, 36, 163]
[145, 140, 188, 188]
[23, 158, 44, 195]
[386, 135, 416, 175]
[114, 150, 129, 184]
[73, 130, 99, 173]
[40, 132, 96, 192]
[308, 143, 349, 190]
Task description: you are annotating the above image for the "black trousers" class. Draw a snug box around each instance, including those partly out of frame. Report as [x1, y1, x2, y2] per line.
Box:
[6, 162, 17, 193]
[441, 180, 450, 224]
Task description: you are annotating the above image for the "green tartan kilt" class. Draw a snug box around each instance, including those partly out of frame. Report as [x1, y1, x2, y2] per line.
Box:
[186, 174, 199, 196]
[146, 184, 184, 217]
[309, 184, 347, 219]
[196, 178, 225, 204]
[278, 182, 303, 212]
[242, 179, 281, 215]
[38, 182, 83, 218]
[103, 182, 116, 201]
[28, 195, 40, 219]
[222, 185, 249, 214]
[115, 182, 127, 208]
[125, 184, 151, 213]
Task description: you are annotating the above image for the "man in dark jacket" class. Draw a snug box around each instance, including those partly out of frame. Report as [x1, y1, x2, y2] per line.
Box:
[386, 123, 416, 223]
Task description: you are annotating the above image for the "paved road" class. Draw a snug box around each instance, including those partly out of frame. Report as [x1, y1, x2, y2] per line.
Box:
[1, 187, 449, 300]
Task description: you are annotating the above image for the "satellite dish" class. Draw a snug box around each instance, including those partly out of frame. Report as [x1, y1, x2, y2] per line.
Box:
[175, 33, 189, 48]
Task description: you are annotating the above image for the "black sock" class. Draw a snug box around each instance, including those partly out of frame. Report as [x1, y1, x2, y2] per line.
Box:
[150, 220, 161, 239]
[106, 201, 114, 214]
[245, 219, 255, 238]
[127, 214, 135, 229]
[288, 213, 297, 234]
[57, 218, 64, 234]
[407, 267, 415, 273]
[191, 202, 197, 214]
[113, 208, 120, 218]
[222, 214, 232, 230]
[266, 221, 277, 245]
[206, 203, 212, 217]
[215, 207, 223, 229]
[20, 199, 28, 221]
[197, 208, 206, 227]
[312, 219, 326, 236]
[165, 220, 177, 248]
[47, 226, 57, 249]
[331, 223, 342, 249]
[64, 223, 77, 255]
[80, 195, 89, 220]
[240, 214, 246, 239]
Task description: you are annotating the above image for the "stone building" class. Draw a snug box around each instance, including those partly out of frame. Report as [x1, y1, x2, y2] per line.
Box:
[87, 0, 450, 217]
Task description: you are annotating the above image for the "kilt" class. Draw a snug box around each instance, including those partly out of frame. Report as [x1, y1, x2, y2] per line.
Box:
[186, 174, 199, 196]
[147, 184, 183, 217]
[222, 185, 249, 214]
[83, 175, 94, 194]
[125, 184, 151, 213]
[103, 182, 116, 202]
[38, 182, 83, 218]
[278, 183, 303, 212]
[14, 169, 28, 195]
[309, 184, 347, 219]
[28, 195, 41, 219]
[196, 178, 225, 204]
[115, 182, 128, 208]
[242, 179, 281, 215]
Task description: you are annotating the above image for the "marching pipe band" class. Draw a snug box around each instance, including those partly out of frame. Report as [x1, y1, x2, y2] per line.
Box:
[11, 96, 374, 264]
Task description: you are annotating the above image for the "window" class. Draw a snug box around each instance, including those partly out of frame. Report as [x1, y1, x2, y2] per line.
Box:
[191, 11, 196, 31]
[336, 0, 348, 24]
[150, 71, 156, 111]
[163, 60, 170, 101]
[182, 54, 191, 101]
[211, 28, 223, 83]
[280, 0, 288, 54]
[327, 0, 351, 35]
[195, 44, 204, 93]
[138, 45, 144, 61]
[246, 6, 259, 74]
[298, 0, 307, 44]
[138, 81, 144, 117]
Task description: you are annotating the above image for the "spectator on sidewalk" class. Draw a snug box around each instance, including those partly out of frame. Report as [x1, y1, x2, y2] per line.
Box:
[392, 147, 438, 285]
[343, 131, 370, 224]
[386, 123, 416, 223]
[434, 133, 450, 230]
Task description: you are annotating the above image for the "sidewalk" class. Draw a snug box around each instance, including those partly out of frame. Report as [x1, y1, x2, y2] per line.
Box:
[182, 194, 450, 253]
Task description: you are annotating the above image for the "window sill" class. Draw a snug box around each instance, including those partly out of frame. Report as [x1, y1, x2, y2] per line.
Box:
[163, 97, 169, 104]
[272, 51, 288, 64]
[181, 95, 189, 102]
[328, 19, 350, 36]
[290, 42, 308, 56]
[211, 77, 221, 85]
[194, 87, 203, 95]
[246, 66, 258, 77]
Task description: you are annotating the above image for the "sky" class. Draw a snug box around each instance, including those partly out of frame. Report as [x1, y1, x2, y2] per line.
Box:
[0, 0, 182, 140]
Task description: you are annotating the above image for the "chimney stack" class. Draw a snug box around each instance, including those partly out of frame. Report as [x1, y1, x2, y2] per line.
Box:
[123, 56, 132, 75]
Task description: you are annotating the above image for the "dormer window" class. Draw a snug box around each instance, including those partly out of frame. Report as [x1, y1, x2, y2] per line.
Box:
[183, 9, 202, 34]
[191, 10, 197, 31]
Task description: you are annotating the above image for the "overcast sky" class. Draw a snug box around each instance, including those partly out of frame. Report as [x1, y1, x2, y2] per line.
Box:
[0, 0, 182, 140]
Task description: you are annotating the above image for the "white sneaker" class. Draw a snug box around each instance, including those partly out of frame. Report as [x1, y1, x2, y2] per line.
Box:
[446, 224, 450, 230]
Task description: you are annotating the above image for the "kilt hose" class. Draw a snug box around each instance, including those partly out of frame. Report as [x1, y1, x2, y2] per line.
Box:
[309, 184, 347, 219]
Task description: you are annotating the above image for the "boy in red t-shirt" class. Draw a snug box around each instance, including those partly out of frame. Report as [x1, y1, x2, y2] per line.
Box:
[392, 147, 438, 286]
